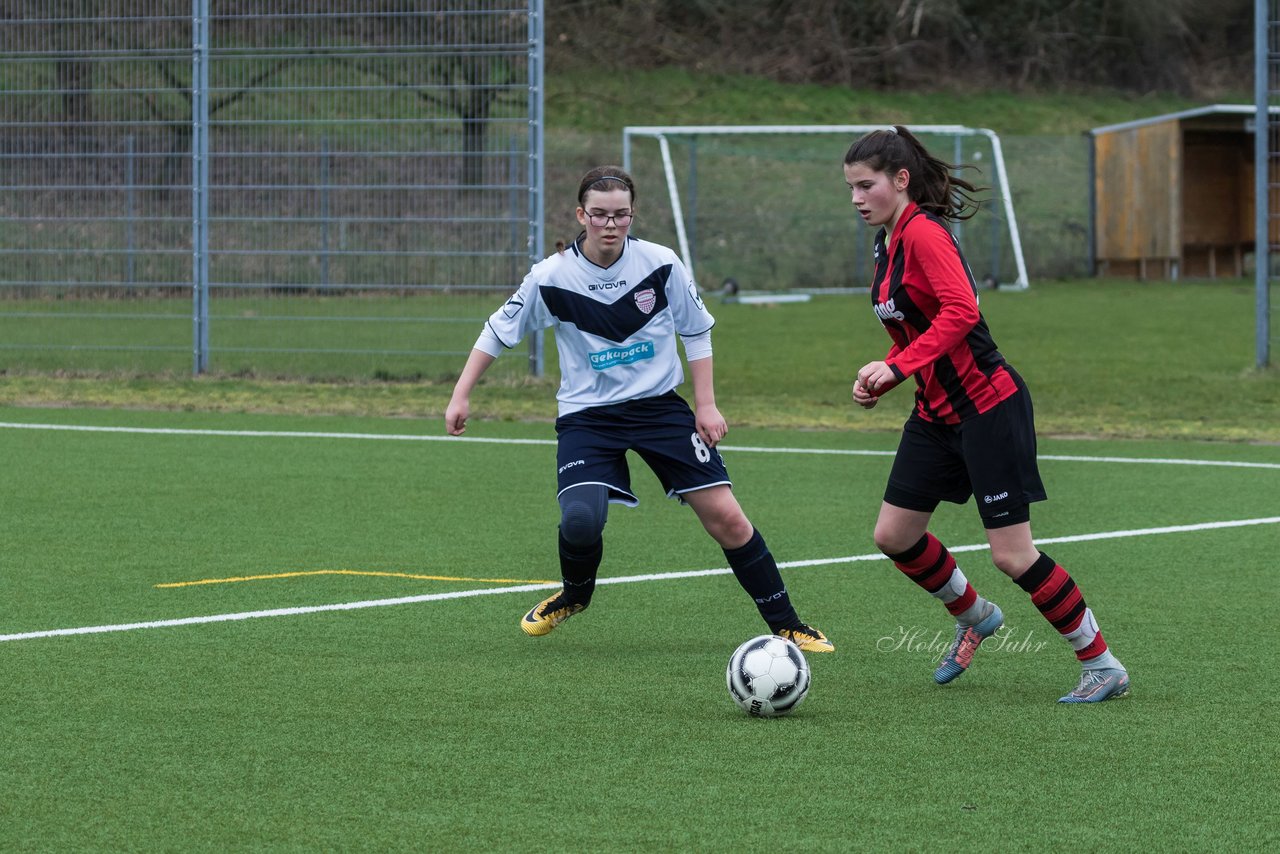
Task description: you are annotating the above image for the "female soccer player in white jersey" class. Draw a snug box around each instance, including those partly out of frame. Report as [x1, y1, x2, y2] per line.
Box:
[445, 165, 832, 652]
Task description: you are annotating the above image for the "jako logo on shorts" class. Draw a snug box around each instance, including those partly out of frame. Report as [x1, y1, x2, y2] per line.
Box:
[589, 340, 654, 370]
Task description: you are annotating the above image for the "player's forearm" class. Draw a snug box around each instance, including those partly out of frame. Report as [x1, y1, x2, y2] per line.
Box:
[451, 348, 497, 400]
[687, 355, 717, 410]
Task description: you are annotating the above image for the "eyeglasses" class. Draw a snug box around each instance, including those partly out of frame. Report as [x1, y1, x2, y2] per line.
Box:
[585, 211, 633, 228]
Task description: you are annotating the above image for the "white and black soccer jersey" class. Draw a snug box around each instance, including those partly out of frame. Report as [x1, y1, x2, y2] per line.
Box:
[475, 235, 716, 416]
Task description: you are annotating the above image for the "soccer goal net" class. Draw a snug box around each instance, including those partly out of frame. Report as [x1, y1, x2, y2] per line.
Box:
[621, 125, 1028, 296]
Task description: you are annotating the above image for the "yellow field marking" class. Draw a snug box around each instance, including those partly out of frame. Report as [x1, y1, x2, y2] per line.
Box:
[155, 569, 556, 589]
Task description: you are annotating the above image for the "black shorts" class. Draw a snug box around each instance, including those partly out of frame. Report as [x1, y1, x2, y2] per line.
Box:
[554, 391, 732, 506]
[884, 378, 1046, 529]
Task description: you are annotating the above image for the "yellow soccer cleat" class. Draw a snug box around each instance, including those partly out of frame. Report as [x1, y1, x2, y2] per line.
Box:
[520, 592, 586, 637]
[777, 623, 835, 653]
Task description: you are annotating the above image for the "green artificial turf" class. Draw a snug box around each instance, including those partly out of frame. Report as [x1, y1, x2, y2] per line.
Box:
[1, 409, 1275, 850]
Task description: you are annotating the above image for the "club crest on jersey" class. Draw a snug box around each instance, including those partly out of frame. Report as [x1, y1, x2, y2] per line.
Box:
[634, 288, 657, 315]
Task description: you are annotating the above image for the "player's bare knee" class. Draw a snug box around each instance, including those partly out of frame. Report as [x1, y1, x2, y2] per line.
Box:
[873, 525, 913, 556]
[989, 548, 1036, 578]
[706, 512, 753, 549]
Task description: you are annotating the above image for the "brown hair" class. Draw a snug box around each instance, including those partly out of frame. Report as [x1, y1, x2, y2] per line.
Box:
[577, 165, 636, 207]
[843, 125, 985, 221]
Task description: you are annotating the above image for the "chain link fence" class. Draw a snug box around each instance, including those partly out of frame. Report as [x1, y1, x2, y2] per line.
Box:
[0, 0, 545, 379]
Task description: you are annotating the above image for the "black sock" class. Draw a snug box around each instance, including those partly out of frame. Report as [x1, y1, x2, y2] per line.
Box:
[723, 528, 799, 631]
[558, 530, 602, 606]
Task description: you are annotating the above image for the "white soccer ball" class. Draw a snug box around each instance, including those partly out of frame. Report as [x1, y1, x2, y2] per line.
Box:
[726, 634, 811, 717]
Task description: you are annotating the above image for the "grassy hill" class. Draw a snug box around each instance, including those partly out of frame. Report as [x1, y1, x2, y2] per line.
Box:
[545, 67, 1218, 137]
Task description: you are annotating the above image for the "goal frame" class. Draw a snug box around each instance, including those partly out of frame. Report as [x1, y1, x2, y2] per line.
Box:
[621, 124, 1029, 292]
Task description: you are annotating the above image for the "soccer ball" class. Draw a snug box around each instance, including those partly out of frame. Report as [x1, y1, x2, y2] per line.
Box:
[726, 634, 811, 717]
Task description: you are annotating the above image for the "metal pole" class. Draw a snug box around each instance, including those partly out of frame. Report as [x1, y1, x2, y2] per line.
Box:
[509, 132, 520, 286]
[125, 135, 136, 285]
[688, 137, 697, 272]
[981, 129, 1028, 289]
[1256, 0, 1272, 369]
[657, 135, 695, 283]
[320, 135, 330, 290]
[191, 0, 210, 374]
[1086, 131, 1097, 277]
[527, 0, 545, 377]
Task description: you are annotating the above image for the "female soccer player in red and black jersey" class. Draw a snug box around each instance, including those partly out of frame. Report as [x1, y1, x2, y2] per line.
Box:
[844, 126, 1129, 703]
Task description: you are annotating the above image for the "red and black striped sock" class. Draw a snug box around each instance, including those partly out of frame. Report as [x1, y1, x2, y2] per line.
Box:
[886, 533, 982, 620]
[1015, 552, 1108, 661]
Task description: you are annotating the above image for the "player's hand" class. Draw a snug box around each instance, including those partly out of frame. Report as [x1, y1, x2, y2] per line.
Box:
[856, 361, 899, 399]
[695, 405, 728, 448]
[851, 377, 879, 409]
[445, 397, 470, 435]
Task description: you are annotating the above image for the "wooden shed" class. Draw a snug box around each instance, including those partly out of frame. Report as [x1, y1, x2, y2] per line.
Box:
[1089, 105, 1272, 279]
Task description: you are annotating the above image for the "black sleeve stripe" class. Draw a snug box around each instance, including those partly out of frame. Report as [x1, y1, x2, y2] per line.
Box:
[484, 320, 517, 350]
[681, 320, 715, 337]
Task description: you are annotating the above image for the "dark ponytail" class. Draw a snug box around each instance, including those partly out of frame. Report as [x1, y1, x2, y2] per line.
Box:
[843, 125, 985, 221]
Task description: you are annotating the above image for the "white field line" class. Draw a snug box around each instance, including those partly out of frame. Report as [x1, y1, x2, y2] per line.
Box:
[1, 421, 1275, 643]
[1, 421, 1279, 469]
[1, 515, 1277, 644]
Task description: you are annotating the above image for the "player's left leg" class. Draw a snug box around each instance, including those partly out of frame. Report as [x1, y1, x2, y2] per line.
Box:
[520, 483, 610, 637]
[522, 416, 635, 638]
[988, 523, 1130, 703]
[959, 377, 1129, 700]
[683, 485, 833, 653]
[556, 482, 609, 607]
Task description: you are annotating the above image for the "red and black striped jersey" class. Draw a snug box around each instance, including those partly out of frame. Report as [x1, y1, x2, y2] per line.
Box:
[870, 202, 1019, 424]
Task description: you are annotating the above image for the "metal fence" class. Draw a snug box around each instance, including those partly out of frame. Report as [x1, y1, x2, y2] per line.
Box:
[1259, 0, 1276, 368]
[0, 0, 545, 378]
